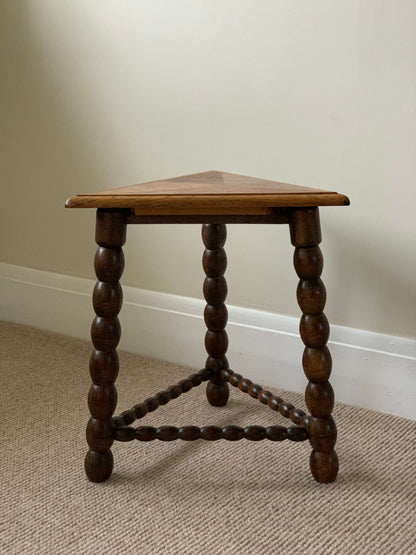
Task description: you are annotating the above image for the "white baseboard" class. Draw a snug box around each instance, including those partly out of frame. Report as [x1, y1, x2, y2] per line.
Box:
[1, 262, 415, 420]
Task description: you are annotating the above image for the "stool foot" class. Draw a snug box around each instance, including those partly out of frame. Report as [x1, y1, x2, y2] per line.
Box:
[85, 449, 114, 483]
[206, 379, 230, 407]
[310, 449, 339, 483]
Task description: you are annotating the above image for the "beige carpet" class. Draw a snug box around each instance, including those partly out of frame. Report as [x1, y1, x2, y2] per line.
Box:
[0, 321, 415, 554]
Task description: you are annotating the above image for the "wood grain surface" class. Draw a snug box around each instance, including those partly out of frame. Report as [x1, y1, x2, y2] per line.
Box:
[66, 170, 350, 214]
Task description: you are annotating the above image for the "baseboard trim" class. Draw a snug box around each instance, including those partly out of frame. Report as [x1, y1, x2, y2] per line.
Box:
[1, 262, 415, 420]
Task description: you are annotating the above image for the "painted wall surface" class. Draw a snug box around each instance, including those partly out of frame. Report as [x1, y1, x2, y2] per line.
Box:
[1, 1, 415, 338]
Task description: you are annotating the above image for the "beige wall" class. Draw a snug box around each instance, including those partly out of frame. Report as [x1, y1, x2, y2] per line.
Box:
[1, 1, 415, 338]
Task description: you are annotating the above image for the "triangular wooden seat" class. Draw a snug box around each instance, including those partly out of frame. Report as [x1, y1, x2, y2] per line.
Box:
[66, 170, 349, 215]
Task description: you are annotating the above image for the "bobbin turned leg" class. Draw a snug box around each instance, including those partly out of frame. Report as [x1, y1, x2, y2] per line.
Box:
[289, 208, 338, 483]
[85, 209, 127, 482]
[202, 223, 230, 406]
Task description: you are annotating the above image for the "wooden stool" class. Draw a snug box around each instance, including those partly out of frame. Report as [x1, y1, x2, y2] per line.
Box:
[66, 170, 349, 484]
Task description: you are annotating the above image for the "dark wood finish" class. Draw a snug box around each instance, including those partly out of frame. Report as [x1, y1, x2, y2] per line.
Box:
[289, 207, 338, 484]
[220, 368, 308, 427]
[65, 170, 350, 213]
[202, 224, 230, 407]
[85, 209, 127, 483]
[126, 212, 290, 225]
[114, 424, 309, 442]
[66, 171, 349, 485]
[112, 368, 213, 428]
[289, 207, 322, 247]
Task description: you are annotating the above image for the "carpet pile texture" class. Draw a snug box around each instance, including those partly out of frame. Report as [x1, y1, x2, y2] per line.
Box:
[0, 322, 415, 554]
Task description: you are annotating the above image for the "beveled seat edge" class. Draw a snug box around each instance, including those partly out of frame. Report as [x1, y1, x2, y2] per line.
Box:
[66, 192, 350, 211]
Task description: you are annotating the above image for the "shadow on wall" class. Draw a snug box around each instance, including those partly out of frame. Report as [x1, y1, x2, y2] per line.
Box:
[1, 3, 138, 276]
[324, 221, 416, 338]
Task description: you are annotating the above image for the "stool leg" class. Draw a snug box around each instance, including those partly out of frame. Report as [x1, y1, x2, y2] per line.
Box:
[202, 223, 230, 406]
[289, 208, 338, 483]
[85, 209, 127, 482]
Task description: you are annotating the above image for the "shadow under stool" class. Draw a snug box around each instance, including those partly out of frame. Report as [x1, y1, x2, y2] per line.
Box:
[66, 170, 349, 484]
